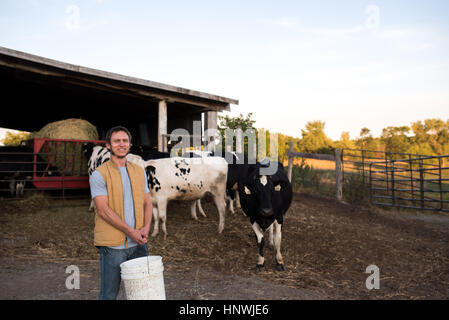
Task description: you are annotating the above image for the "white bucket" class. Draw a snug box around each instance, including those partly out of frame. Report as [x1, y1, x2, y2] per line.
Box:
[120, 256, 166, 300]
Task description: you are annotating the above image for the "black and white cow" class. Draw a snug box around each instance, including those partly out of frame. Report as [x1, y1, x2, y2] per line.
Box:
[237, 160, 292, 271]
[180, 150, 215, 218]
[145, 157, 228, 239]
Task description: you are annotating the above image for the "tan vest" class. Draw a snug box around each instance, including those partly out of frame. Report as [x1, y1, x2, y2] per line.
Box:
[93, 160, 146, 247]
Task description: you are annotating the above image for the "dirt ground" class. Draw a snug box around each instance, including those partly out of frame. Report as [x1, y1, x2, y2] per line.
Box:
[0, 192, 448, 300]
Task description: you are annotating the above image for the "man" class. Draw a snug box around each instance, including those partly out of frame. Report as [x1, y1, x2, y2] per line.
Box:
[89, 126, 152, 300]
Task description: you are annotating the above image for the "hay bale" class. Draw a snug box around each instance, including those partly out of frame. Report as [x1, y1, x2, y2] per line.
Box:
[30, 119, 99, 176]
[31, 118, 98, 141]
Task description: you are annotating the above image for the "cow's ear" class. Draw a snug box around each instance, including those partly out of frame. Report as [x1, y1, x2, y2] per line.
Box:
[274, 184, 281, 191]
[244, 186, 252, 195]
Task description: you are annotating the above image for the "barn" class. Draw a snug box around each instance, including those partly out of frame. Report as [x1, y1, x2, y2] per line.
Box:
[0, 46, 238, 151]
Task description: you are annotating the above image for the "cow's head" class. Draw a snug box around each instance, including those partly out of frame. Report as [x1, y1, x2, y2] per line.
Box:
[240, 161, 283, 217]
[82, 142, 96, 160]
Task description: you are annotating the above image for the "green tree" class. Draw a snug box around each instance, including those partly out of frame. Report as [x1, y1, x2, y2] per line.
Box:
[410, 118, 449, 155]
[277, 133, 301, 163]
[299, 121, 334, 153]
[381, 126, 411, 156]
[2, 131, 30, 146]
[407, 143, 435, 156]
[217, 112, 256, 132]
[355, 127, 379, 150]
[217, 112, 257, 155]
[335, 131, 355, 150]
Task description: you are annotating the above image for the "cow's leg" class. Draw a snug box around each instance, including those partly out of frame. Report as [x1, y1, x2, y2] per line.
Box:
[9, 178, 15, 196]
[252, 222, 265, 271]
[16, 181, 24, 198]
[190, 201, 199, 220]
[235, 189, 241, 208]
[151, 204, 159, 237]
[212, 195, 226, 234]
[268, 223, 275, 249]
[226, 194, 235, 214]
[197, 199, 206, 217]
[273, 220, 284, 271]
[158, 200, 168, 240]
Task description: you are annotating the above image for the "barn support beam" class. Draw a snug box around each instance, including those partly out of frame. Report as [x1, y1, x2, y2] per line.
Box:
[158, 100, 167, 152]
[204, 111, 218, 152]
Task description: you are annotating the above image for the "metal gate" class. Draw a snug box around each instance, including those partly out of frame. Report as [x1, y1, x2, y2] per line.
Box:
[369, 155, 449, 212]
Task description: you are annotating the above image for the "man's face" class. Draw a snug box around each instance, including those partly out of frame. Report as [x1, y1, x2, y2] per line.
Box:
[106, 130, 130, 158]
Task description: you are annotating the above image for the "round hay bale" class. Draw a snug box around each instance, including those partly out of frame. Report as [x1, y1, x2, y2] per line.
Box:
[30, 119, 99, 176]
[32, 118, 98, 141]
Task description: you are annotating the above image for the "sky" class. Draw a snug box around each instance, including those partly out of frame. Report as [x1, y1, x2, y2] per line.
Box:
[0, 0, 448, 141]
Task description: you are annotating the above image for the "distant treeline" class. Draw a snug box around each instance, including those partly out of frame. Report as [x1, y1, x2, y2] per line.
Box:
[276, 118, 449, 161]
[218, 114, 449, 162]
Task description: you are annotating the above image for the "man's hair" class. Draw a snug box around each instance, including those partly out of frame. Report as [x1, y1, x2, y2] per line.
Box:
[105, 126, 132, 144]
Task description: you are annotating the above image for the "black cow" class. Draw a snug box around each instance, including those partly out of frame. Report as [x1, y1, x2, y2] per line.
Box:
[237, 160, 292, 271]
[211, 151, 254, 214]
[183, 150, 248, 214]
[134, 145, 170, 160]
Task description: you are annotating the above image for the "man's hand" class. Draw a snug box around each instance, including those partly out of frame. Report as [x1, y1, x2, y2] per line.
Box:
[139, 225, 150, 239]
[128, 228, 147, 245]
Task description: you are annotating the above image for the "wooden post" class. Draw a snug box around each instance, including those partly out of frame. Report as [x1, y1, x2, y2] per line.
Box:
[205, 111, 217, 152]
[158, 100, 167, 152]
[287, 142, 294, 183]
[335, 149, 343, 202]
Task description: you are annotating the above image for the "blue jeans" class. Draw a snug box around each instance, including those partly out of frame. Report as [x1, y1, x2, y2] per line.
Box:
[98, 244, 149, 300]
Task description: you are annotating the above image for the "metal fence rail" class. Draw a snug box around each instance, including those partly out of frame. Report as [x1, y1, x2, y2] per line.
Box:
[369, 155, 449, 212]
[342, 148, 425, 183]
[0, 138, 102, 205]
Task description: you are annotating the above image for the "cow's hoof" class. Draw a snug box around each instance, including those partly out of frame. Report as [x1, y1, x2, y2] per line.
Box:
[276, 263, 285, 271]
[256, 263, 265, 272]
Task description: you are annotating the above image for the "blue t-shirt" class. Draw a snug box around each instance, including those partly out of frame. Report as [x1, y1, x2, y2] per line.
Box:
[90, 166, 150, 249]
